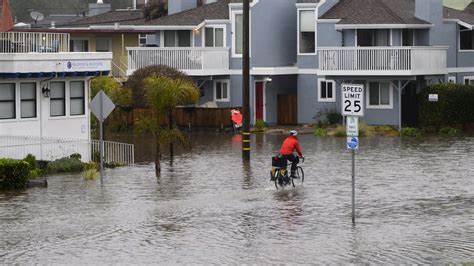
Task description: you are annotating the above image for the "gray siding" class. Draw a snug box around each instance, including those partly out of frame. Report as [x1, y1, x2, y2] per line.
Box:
[168, 0, 197, 15]
[260, 75, 298, 124]
[250, 0, 297, 67]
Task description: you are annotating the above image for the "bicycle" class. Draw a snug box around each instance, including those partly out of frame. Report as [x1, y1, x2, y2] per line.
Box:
[270, 155, 305, 189]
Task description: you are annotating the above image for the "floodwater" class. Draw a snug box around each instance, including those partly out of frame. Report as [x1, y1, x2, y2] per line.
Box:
[1, 133, 474, 264]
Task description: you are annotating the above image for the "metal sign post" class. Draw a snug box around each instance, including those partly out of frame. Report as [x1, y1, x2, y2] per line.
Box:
[342, 84, 364, 224]
[89, 90, 115, 182]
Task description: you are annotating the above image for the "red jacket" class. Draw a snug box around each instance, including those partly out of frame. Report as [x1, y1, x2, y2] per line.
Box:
[279, 136, 303, 157]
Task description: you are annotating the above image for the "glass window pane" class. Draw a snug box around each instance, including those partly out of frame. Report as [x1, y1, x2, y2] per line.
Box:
[70, 81, 85, 98]
[0, 83, 15, 100]
[164, 31, 176, 47]
[96, 38, 111, 52]
[369, 82, 380, 105]
[50, 82, 65, 99]
[380, 82, 390, 105]
[300, 32, 315, 53]
[178, 30, 191, 47]
[205, 28, 214, 47]
[216, 82, 222, 99]
[21, 101, 36, 118]
[402, 29, 413, 46]
[223, 83, 228, 99]
[70, 99, 85, 116]
[21, 83, 36, 100]
[215, 28, 224, 47]
[0, 102, 15, 119]
[327, 82, 333, 98]
[51, 99, 65, 116]
[300, 10, 315, 32]
[235, 14, 243, 54]
[470, 80, 474, 85]
[321, 82, 327, 99]
[375, 29, 389, 46]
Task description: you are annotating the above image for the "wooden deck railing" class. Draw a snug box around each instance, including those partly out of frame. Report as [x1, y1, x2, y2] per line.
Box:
[0, 32, 70, 53]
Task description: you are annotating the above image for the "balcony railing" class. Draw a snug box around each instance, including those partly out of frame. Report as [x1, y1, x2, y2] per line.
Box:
[318, 46, 448, 76]
[127, 47, 230, 75]
[0, 32, 70, 53]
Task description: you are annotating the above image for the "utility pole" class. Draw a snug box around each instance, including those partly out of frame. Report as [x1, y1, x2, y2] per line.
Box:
[242, 0, 251, 161]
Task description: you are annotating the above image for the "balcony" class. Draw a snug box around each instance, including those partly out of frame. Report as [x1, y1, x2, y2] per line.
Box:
[318, 47, 448, 76]
[1, 32, 69, 53]
[126, 47, 230, 76]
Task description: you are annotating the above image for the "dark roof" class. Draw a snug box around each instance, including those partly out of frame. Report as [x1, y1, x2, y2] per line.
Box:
[141, 0, 230, 26]
[321, 0, 430, 25]
[61, 10, 145, 27]
[444, 4, 474, 25]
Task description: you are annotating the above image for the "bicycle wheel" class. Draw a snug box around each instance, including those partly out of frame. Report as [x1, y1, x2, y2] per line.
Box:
[292, 166, 304, 187]
[274, 170, 287, 189]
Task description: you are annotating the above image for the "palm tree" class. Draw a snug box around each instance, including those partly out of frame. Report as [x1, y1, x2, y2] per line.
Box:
[136, 75, 199, 174]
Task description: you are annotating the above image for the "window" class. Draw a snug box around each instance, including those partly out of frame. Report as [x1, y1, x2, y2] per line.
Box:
[70, 81, 85, 116]
[465, 77, 474, 85]
[96, 38, 112, 52]
[20, 83, 36, 118]
[214, 80, 230, 102]
[299, 10, 315, 54]
[318, 79, 336, 102]
[233, 12, 243, 56]
[50, 82, 66, 117]
[0, 83, 15, 120]
[163, 30, 192, 47]
[367, 82, 392, 108]
[139, 34, 147, 46]
[460, 26, 474, 50]
[69, 39, 89, 52]
[205, 27, 224, 47]
[357, 29, 390, 46]
[402, 29, 414, 46]
[448, 76, 456, 83]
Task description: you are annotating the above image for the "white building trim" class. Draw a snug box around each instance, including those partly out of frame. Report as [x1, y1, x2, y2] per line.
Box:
[335, 24, 433, 30]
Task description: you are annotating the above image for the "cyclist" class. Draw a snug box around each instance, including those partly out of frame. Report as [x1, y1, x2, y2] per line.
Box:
[279, 130, 304, 179]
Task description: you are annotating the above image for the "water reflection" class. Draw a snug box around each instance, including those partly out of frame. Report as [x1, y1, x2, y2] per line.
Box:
[1, 133, 474, 264]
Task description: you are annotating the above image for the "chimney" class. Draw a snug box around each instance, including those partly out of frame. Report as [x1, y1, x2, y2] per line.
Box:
[89, 1, 111, 16]
[415, 0, 443, 23]
[168, 0, 197, 15]
[97, 0, 104, 4]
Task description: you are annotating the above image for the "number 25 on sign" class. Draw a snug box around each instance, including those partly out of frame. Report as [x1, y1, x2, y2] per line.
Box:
[342, 84, 364, 117]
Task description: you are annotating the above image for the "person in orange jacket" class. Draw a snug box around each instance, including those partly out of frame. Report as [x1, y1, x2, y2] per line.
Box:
[279, 130, 304, 178]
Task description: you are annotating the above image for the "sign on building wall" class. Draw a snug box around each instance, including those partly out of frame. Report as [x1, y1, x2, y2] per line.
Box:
[342, 84, 364, 117]
[63, 60, 108, 72]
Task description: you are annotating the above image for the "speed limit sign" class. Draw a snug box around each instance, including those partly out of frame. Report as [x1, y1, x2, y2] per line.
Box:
[342, 84, 364, 117]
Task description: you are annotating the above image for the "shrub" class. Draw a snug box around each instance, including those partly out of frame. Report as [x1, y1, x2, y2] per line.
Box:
[83, 162, 99, 181]
[401, 127, 421, 137]
[254, 120, 266, 132]
[23, 154, 37, 171]
[419, 83, 474, 129]
[358, 122, 368, 137]
[46, 157, 85, 174]
[70, 153, 82, 161]
[327, 112, 343, 125]
[333, 126, 347, 137]
[439, 127, 459, 136]
[29, 169, 44, 179]
[314, 127, 328, 137]
[0, 159, 30, 190]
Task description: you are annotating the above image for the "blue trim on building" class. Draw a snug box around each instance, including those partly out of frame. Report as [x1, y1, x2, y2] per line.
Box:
[0, 71, 110, 79]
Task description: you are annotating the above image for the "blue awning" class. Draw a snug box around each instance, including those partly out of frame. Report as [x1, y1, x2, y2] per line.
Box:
[0, 71, 110, 79]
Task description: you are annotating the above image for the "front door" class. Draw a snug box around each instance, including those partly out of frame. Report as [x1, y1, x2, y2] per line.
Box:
[402, 82, 419, 127]
[255, 81, 264, 121]
[277, 94, 297, 125]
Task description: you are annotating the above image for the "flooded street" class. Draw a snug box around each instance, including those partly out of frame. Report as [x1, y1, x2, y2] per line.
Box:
[1, 133, 474, 264]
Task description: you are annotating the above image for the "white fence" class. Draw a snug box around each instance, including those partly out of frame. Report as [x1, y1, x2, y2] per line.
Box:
[0, 32, 70, 53]
[0, 135, 134, 165]
[318, 46, 447, 75]
[127, 47, 230, 75]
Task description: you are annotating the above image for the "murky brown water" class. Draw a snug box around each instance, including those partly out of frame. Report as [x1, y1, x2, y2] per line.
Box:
[1, 133, 474, 264]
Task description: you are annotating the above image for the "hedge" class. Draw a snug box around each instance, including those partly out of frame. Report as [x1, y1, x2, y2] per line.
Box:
[0, 159, 30, 190]
[419, 83, 474, 129]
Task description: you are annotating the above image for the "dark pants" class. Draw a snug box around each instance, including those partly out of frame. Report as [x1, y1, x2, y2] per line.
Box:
[281, 154, 299, 176]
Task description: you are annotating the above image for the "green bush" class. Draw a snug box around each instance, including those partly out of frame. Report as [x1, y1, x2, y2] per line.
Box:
[46, 157, 85, 174]
[254, 120, 266, 132]
[29, 169, 44, 179]
[314, 127, 328, 137]
[419, 83, 474, 129]
[0, 159, 30, 190]
[327, 112, 343, 125]
[70, 153, 82, 161]
[83, 162, 99, 180]
[401, 127, 421, 137]
[439, 127, 459, 136]
[23, 154, 37, 171]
